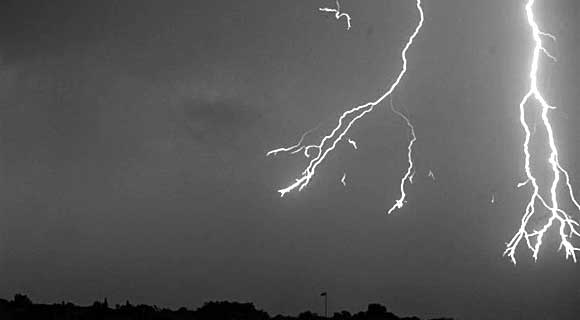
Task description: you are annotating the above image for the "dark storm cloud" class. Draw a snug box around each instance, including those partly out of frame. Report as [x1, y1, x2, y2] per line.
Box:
[0, 0, 209, 69]
[0, 0, 115, 62]
[179, 97, 265, 145]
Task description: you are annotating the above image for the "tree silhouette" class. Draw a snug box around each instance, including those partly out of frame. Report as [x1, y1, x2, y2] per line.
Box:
[0, 293, 454, 320]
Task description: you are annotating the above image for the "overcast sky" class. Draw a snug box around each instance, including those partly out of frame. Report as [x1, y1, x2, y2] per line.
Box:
[0, 0, 579, 319]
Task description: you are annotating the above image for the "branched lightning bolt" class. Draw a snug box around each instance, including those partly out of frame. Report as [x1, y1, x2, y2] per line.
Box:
[319, 1, 352, 30]
[266, 126, 320, 157]
[504, 0, 580, 264]
[273, 0, 424, 199]
[387, 98, 417, 214]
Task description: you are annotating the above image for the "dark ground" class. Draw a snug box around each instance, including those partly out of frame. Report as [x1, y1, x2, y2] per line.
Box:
[0, 294, 453, 320]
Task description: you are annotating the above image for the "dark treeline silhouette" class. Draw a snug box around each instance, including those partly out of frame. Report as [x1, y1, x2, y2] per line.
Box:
[0, 294, 454, 320]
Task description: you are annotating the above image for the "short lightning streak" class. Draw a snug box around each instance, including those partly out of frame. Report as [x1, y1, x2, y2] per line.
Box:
[319, 1, 352, 30]
[273, 0, 424, 198]
[428, 170, 435, 181]
[387, 98, 417, 214]
[504, 0, 580, 264]
[347, 139, 357, 150]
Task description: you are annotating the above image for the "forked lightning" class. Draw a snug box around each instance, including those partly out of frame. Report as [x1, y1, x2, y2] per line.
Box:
[269, 0, 424, 208]
[504, 0, 580, 264]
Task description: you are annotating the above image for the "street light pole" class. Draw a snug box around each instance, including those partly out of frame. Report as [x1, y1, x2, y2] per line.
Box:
[320, 292, 327, 318]
[325, 294, 328, 318]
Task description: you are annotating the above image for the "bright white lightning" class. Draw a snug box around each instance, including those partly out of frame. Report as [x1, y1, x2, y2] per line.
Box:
[319, 1, 352, 30]
[266, 126, 318, 157]
[504, 0, 580, 264]
[387, 98, 417, 214]
[341, 173, 347, 186]
[274, 0, 424, 199]
[347, 138, 358, 150]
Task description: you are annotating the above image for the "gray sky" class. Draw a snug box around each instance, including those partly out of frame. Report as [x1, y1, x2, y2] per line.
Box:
[0, 0, 579, 319]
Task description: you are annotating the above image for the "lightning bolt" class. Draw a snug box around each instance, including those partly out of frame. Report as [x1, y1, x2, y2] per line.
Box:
[319, 0, 352, 30]
[387, 98, 417, 214]
[341, 173, 347, 186]
[504, 0, 580, 264]
[274, 0, 424, 200]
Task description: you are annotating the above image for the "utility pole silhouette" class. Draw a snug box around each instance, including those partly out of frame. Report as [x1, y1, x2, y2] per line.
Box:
[320, 292, 327, 318]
